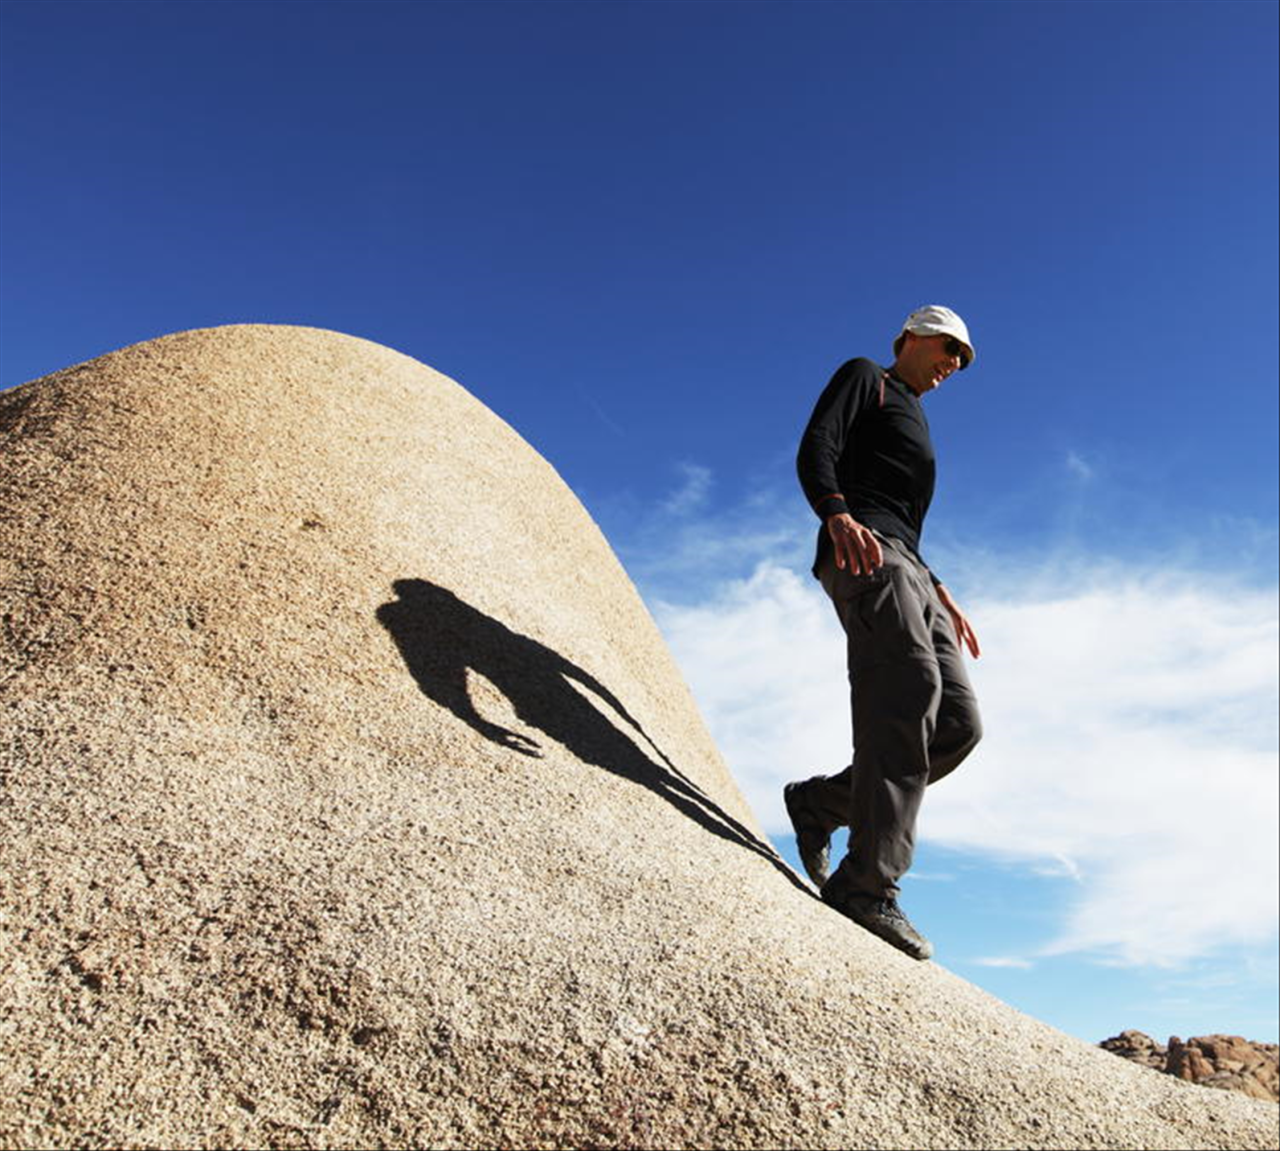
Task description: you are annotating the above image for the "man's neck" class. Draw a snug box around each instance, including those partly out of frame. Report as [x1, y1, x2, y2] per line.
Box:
[888, 362, 926, 398]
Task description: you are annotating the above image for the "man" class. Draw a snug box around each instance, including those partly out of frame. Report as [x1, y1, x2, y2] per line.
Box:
[786, 305, 983, 961]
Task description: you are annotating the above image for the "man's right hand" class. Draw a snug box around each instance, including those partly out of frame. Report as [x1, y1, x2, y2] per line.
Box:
[826, 513, 884, 575]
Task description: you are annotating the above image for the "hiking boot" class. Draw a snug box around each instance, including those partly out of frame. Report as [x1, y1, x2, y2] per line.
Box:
[825, 892, 934, 961]
[783, 779, 831, 887]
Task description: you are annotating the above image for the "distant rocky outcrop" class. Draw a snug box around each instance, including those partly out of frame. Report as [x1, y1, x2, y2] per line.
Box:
[2, 325, 1278, 1150]
[1101, 1030, 1279, 1103]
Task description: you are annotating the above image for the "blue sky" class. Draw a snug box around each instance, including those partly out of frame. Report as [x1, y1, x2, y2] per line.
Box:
[2, 0, 1276, 1046]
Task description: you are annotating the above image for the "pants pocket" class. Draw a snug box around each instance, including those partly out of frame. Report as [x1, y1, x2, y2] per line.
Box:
[847, 568, 934, 670]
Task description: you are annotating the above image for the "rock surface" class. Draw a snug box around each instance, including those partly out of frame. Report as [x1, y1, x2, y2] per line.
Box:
[2, 325, 1277, 1150]
[1101, 1030, 1279, 1103]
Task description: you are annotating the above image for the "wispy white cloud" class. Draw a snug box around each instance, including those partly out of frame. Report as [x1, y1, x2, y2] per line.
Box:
[650, 539, 1279, 969]
[1031, 856, 1085, 882]
[661, 462, 714, 517]
[1065, 450, 1095, 481]
[612, 463, 812, 598]
[949, 570, 1278, 967]
[973, 956, 1036, 970]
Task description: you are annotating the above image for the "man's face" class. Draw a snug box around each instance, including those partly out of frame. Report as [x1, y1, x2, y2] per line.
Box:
[899, 332, 966, 395]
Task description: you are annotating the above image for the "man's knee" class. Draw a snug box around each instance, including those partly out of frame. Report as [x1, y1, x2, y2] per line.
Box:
[930, 703, 981, 782]
[957, 708, 982, 756]
[943, 692, 982, 752]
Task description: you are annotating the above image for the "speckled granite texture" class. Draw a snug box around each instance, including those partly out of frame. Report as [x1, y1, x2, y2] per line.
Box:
[2, 326, 1275, 1150]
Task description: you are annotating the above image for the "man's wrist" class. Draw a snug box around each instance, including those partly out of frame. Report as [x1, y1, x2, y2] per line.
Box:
[816, 493, 850, 519]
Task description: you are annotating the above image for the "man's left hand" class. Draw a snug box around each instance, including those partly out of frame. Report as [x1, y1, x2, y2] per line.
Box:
[935, 583, 981, 659]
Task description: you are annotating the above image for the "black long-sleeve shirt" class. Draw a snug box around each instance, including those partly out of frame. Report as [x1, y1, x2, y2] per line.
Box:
[796, 357, 938, 578]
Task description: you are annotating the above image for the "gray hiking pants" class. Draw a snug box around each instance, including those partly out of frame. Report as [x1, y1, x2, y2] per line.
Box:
[810, 534, 982, 899]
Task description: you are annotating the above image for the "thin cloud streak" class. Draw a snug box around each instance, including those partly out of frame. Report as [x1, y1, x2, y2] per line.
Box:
[572, 383, 629, 438]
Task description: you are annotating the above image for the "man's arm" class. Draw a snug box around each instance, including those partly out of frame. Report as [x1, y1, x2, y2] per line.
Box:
[796, 360, 884, 575]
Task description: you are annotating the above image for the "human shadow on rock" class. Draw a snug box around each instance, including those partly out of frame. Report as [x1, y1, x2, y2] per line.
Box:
[377, 578, 802, 887]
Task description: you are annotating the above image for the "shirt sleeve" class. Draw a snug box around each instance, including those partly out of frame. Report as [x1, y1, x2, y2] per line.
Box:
[796, 359, 877, 521]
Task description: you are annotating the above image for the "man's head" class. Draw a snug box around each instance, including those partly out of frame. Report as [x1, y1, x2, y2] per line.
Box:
[891, 305, 974, 395]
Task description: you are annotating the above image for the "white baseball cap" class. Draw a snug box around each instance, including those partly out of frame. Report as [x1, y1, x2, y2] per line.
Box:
[893, 305, 975, 369]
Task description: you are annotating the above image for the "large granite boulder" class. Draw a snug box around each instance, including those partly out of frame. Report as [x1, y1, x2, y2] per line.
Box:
[2, 325, 1276, 1149]
[1102, 1031, 1279, 1103]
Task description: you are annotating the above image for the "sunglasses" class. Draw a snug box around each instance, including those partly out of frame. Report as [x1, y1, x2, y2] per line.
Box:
[942, 337, 970, 368]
